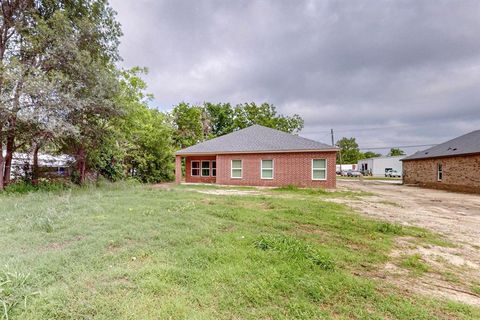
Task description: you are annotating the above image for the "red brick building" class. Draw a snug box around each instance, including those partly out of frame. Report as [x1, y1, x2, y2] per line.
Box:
[402, 130, 480, 193]
[175, 125, 338, 188]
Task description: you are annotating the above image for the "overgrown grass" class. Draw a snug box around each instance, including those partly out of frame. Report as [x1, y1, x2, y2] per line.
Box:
[0, 183, 478, 319]
[2, 180, 70, 194]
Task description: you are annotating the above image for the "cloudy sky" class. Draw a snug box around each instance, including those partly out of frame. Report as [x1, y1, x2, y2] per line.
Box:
[109, 0, 480, 154]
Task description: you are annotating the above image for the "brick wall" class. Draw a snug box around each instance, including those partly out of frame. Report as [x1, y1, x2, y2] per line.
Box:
[185, 155, 217, 183]
[403, 154, 480, 193]
[215, 151, 337, 188]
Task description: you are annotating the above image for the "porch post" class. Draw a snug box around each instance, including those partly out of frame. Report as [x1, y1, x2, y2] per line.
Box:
[175, 155, 182, 184]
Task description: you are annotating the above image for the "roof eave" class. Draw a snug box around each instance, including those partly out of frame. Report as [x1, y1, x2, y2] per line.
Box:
[175, 148, 339, 156]
[401, 151, 480, 161]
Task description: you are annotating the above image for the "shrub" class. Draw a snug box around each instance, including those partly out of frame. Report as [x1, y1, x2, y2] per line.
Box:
[2, 180, 70, 194]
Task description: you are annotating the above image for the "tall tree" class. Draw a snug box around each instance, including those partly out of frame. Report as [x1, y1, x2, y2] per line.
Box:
[233, 102, 304, 134]
[389, 148, 406, 156]
[203, 102, 235, 137]
[171, 102, 204, 149]
[363, 151, 382, 158]
[113, 68, 174, 182]
[336, 137, 364, 164]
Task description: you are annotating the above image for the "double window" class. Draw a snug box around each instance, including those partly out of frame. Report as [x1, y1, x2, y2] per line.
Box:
[261, 160, 274, 179]
[312, 159, 327, 180]
[437, 163, 443, 181]
[191, 160, 215, 177]
[231, 160, 242, 178]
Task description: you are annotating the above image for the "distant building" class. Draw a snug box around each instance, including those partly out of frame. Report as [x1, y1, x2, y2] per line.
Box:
[402, 130, 480, 193]
[2, 150, 74, 180]
[357, 156, 403, 177]
[335, 164, 357, 173]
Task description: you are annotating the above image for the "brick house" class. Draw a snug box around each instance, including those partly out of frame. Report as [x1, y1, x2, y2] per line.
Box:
[175, 125, 338, 188]
[401, 130, 480, 193]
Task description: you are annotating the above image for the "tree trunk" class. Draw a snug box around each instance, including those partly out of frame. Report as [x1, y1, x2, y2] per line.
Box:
[76, 147, 86, 185]
[32, 143, 40, 185]
[3, 116, 16, 184]
[0, 130, 4, 190]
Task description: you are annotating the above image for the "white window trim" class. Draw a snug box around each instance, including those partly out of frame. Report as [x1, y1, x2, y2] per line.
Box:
[437, 163, 443, 181]
[311, 158, 327, 181]
[201, 160, 210, 177]
[231, 159, 242, 179]
[191, 160, 200, 176]
[261, 159, 274, 180]
[212, 160, 217, 177]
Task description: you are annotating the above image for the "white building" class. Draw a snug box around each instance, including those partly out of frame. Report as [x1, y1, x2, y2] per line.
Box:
[2, 150, 74, 179]
[357, 156, 403, 177]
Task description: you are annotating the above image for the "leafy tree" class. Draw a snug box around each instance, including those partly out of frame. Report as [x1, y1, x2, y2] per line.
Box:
[0, 0, 122, 187]
[389, 148, 406, 156]
[336, 137, 364, 164]
[114, 68, 174, 182]
[203, 102, 235, 137]
[171, 102, 204, 149]
[233, 102, 304, 134]
[363, 151, 382, 158]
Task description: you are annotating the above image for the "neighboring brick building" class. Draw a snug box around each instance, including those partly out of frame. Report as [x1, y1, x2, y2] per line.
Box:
[402, 130, 480, 193]
[175, 125, 338, 188]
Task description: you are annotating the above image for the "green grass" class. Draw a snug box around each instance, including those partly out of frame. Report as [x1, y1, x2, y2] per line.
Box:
[0, 182, 478, 319]
[272, 184, 374, 198]
[400, 254, 430, 276]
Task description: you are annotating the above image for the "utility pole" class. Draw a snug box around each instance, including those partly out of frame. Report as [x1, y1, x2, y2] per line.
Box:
[331, 129, 343, 173]
[331, 129, 342, 173]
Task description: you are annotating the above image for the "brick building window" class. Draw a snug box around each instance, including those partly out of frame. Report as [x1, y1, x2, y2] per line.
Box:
[231, 160, 242, 178]
[312, 159, 327, 180]
[261, 160, 274, 179]
[201, 161, 210, 176]
[437, 163, 443, 181]
[191, 161, 200, 176]
[212, 161, 216, 177]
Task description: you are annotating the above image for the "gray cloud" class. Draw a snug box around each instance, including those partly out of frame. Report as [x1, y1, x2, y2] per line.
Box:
[110, 0, 480, 154]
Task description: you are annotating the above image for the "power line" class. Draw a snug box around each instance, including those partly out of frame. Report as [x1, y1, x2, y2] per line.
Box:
[359, 143, 437, 150]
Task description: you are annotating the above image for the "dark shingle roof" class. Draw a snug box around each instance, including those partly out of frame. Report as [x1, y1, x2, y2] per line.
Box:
[402, 130, 480, 161]
[176, 125, 336, 155]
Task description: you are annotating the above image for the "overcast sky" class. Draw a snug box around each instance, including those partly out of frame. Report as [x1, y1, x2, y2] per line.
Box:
[109, 0, 480, 154]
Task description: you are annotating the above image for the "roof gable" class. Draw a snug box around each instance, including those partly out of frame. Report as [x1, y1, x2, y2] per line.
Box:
[402, 130, 480, 161]
[176, 125, 335, 155]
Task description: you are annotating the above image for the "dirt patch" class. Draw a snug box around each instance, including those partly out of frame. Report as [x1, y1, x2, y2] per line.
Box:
[334, 180, 480, 305]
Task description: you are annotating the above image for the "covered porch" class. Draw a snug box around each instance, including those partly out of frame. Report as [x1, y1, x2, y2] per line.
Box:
[175, 155, 217, 184]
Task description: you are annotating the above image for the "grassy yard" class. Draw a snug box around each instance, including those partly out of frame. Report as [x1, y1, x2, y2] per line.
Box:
[0, 183, 478, 319]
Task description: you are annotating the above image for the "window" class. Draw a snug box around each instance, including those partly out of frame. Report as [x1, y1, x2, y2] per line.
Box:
[312, 159, 327, 180]
[201, 161, 210, 176]
[261, 160, 274, 179]
[231, 160, 242, 178]
[437, 163, 443, 181]
[212, 161, 216, 177]
[191, 161, 200, 176]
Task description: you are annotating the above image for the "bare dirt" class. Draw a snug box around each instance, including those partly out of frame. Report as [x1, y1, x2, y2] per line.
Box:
[332, 180, 480, 306]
